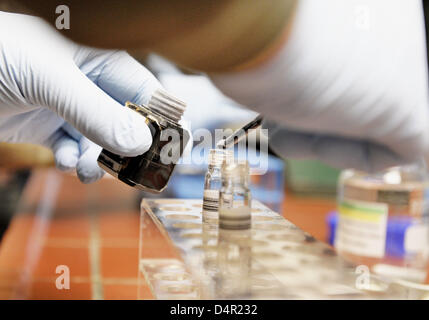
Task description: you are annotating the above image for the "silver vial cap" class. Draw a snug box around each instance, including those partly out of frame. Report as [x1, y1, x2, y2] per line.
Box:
[148, 89, 186, 123]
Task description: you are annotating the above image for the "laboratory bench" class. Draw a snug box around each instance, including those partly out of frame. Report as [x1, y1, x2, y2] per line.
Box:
[3, 168, 428, 299]
[0, 168, 337, 299]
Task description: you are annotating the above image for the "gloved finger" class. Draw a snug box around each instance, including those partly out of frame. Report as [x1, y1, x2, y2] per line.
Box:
[269, 127, 408, 173]
[61, 122, 83, 141]
[41, 63, 153, 157]
[76, 49, 162, 106]
[45, 128, 80, 171]
[0, 109, 65, 146]
[76, 137, 105, 184]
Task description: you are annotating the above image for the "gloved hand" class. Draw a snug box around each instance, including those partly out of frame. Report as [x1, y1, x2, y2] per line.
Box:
[0, 12, 162, 183]
[212, 0, 429, 172]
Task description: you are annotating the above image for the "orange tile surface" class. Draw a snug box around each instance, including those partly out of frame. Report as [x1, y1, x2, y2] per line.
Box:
[0, 216, 37, 271]
[46, 215, 90, 239]
[99, 211, 140, 239]
[0, 169, 146, 300]
[103, 284, 154, 300]
[28, 281, 92, 300]
[282, 190, 336, 242]
[100, 247, 139, 278]
[33, 247, 90, 278]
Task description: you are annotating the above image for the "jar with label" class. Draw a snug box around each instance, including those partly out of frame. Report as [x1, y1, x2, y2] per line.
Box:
[336, 161, 429, 283]
[202, 149, 233, 223]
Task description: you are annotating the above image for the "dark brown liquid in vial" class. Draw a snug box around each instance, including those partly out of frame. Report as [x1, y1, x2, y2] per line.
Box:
[97, 105, 189, 193]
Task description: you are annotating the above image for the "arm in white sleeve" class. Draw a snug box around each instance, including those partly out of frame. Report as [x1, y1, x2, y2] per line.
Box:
[211, 0, 429, 171]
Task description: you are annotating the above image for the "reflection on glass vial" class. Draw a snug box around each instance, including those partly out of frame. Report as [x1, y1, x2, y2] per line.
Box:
[219, 160, 251, 230]
[216, 227, 252, 298]
[97, 89, 189, 193]
[202, 149, 234, 222]
[336, 161, 429, 283]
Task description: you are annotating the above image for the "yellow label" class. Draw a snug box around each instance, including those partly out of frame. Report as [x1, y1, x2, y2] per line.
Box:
[336, 198, 388, 258]
[338, 200, 387, 223]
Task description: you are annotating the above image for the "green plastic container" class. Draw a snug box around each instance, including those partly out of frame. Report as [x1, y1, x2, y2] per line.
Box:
[285, 159, 340, 196]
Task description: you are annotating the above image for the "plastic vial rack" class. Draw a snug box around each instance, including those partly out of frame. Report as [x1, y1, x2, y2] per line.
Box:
[138, 198, 429, 299]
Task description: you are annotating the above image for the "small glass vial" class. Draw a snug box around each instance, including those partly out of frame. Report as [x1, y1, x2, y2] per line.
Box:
[97, 89, 190, 193]
[336, 161, 429, 283]
[218, 160, 252, 230]
[215, 160, 252, 297]
[202, 149, 234, 223]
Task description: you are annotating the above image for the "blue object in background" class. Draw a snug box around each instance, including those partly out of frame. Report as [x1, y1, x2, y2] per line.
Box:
[168, 149, 284, 212]
[326, 211, 338, 247]
[327, 211, 417, 258]
[386, 217, 415, 257]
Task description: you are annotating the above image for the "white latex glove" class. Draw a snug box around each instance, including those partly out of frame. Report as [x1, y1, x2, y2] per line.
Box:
[212, 0, 429, 172]
[0, 12, 162, 183]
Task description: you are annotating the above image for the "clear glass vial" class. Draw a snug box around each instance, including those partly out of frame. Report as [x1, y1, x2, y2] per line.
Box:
[97, 89, 190, 193]
[216, 160, 252, 297]
[336, 161, 429, 283]
[202, 149, 234, 222]
[218, 160, 252, 230]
